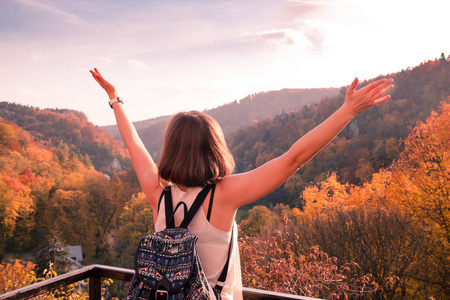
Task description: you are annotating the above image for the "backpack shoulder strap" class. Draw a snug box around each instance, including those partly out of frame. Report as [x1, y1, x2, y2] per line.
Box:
[158, 186, 176, 229]
[157, 186, 169, 213]
[182, 184, 214, 228]
[215, 225, 234, 293]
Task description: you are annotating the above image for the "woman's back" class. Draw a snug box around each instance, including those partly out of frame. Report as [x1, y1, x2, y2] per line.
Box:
[154, 185, 243, 300]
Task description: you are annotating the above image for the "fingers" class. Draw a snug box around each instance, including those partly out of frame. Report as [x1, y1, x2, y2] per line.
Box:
[379, 81, 395, 96]
[90, 68, 109, 91]
[370, 78, 394, 105]
[90, 68, 100, 77]
[90, 70, 100, 80]
[369, 78, 394, 99]
[364, 78, 390, 91]
[373, 94, 391, 105]
[347, 77, 359, 94]
[94, 68, 102, 77]
[90, 68, 106, 84]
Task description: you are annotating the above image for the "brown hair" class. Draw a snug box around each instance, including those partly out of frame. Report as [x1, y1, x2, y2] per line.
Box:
[158, 111, 235, 187]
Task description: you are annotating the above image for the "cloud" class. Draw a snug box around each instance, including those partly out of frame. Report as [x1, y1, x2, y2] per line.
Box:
[302, 18, 329, 53]
[287, 0, 341, 5]
[153, 82, 189, 91]
[31, 51, 47, 60]
[244, 28, 312, 48]
[128, 59, 150, 70]
[100, 57, 114, 64]
[16, 0, 89, 26]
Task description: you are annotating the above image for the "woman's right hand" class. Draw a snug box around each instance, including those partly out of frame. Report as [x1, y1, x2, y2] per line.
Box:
[90, 68, 118, 100]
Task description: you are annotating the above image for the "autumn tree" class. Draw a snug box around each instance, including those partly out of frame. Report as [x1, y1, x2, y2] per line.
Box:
[297, 100, 450, 298]
[389, 100, 450, 297]
[239, 205, 272, 237]
[114, 192, 154, 269]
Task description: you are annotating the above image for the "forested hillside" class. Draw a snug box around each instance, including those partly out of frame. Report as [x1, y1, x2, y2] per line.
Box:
[231, 58, 450, 207]
[0, 103, 131, 176]
[239, 100, 450, 298]
[102, 88, 339, 160]
[0, 117, 141, 264]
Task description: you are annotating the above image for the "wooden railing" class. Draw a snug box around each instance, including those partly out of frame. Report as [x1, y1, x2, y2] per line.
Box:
[0, 264, 319, 300]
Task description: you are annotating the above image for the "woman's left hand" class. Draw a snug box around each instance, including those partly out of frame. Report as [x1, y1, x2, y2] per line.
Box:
[90, 68, 118, 100]
[343, 77, 394, 117]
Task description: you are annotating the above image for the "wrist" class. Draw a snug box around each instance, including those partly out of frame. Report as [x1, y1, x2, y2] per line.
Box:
[338, 103, 357, 120]
[108, 90, 118, 100]
[109, 97, 123, 109]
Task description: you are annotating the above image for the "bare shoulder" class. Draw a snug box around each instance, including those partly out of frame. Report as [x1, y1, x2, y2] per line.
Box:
[143, 184, 165, 212]
[206, 180, 238, 231]
[214, 175, 253, 210]
[214, 161, 294, 210]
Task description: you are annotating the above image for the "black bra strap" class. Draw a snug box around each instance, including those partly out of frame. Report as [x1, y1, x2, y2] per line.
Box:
[157, 188, 165, 213]
[158, 184, 215, 229]
[173, 202, 188, 228]
[183, 184, 213, 228]
[206, 184, 216, 222]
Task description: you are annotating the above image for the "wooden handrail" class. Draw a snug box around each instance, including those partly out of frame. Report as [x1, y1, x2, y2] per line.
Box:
[0, 265, 319, 300]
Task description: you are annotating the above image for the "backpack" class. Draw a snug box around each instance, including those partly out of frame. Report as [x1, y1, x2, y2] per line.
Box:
[127, 184, 232, 300]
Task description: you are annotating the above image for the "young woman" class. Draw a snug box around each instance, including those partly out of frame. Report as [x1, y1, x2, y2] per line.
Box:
[90, 68, 394, 299]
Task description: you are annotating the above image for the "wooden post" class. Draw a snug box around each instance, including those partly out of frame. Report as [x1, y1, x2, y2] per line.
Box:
[88, 270, 102, 300]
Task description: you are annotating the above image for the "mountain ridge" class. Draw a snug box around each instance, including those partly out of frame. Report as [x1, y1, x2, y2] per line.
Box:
[102, 87, 340, 160]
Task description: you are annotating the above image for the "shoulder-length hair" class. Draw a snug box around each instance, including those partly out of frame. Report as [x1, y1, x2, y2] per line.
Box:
[158, 111, 235, 187]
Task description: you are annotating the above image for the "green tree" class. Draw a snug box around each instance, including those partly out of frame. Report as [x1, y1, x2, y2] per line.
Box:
[115, 192, 154, 268]
[34, 232, 72, 276]
[239, 205, 272, 237]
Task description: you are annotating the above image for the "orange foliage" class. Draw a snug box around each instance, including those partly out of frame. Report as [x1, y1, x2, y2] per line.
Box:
[302, 173, 350, 215]
[240, 222, 382, 299]
[3, 175, 26, 192]
[0, 116, 130, 261]
[0, 260, 88, 298]
[389, 101, 449, 227]
[298, 99, 450, 298]
[0, 260, 37, 293]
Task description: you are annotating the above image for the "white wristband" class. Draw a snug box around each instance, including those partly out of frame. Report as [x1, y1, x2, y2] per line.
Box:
[109, 97, 123, 109]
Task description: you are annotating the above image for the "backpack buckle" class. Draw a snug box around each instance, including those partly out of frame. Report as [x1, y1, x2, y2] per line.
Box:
[155, 290, 168, 300]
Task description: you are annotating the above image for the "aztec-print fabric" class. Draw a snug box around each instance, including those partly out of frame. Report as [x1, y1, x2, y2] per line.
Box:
[127, 227, 219, 300]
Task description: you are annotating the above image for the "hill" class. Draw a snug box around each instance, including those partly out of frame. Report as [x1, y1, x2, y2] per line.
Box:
[100, 57, 450, 208]
[230, 57, 450, 207]
[0, 103, 131, 176]
[0, 116, 140, 262]
[102, 88, 339, 160]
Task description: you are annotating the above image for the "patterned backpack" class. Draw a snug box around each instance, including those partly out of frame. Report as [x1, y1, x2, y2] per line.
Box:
[127, 184, 232, 300]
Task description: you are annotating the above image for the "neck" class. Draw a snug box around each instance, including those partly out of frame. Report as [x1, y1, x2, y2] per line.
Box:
[176, 184, 188, 192]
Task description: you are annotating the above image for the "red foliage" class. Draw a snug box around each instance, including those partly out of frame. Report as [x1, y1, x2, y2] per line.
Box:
[19, 167, 37, 185]
[3, 175, 25, 191]
[239, 221, 383, 299]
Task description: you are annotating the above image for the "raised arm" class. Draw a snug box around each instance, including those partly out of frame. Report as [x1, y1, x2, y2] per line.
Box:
[90, 68, 160, 208]
[218, 77, 394, 209]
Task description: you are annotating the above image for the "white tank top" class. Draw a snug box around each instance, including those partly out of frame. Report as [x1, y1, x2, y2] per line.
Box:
[154, 185, 243, 300]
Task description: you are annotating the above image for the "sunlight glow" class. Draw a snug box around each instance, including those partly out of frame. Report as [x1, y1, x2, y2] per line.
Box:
[0, 0, 448, 125]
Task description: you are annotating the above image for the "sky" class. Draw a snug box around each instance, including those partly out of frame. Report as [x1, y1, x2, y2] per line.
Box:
[0, 0, 449, 126]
